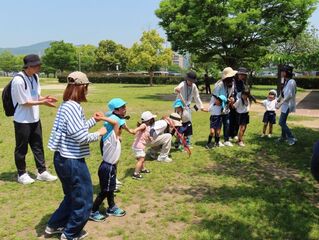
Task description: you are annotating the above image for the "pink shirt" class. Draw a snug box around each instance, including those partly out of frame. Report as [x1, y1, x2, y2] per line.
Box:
[132, 123, 151, 150]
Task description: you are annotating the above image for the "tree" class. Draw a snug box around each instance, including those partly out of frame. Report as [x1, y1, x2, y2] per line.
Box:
[128, 30, 173, 86]
[156, 0, 317, 68]
[42, 41, 77, 73]
[77, 45, 97, 72]
[94, 40, 128, 71]
[0, 51, 16, 74]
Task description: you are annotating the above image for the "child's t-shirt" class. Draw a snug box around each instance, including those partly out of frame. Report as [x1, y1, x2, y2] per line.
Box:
[262, 99, 276, 111]
[208, 96, 222, 116]
[102, 131, 121, 165]
[132, 123, 151, 150]
[180, 110, 191, 123]
[234, 98, 250, 114]
[102, 114, 125, 142]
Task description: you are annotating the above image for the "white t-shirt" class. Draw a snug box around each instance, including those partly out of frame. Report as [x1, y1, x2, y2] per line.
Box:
[151, 120, 168, 138]
[174, 81, 203, 109]
[180, 109, 191, 123]
[262, 99, 276, 111]
[102, 131, 121, 165]
[234, 99, 250, 114]
[208, 96, 222, 116]
[11, 72, 41, 123]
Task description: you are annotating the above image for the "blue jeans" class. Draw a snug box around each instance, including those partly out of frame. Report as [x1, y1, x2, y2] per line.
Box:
[221, 114, 230, 141]
[279, 109, 294, 140]
[48, 152, 93, 239]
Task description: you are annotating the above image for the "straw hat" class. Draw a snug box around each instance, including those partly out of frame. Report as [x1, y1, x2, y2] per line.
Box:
[222, 67, 237, 80]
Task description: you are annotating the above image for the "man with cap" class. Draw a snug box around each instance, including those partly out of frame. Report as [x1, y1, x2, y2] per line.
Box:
[11, 54, 58, 184]
[213, 67, 237, 147]
[276, 65, 297, 146]
[174, 71, 204, 147]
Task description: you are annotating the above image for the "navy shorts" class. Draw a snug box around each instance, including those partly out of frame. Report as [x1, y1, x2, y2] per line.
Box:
[98, 161, 117, 192]
[178, 121, 193, 137]
[210, 115, 222, 129]
[237, 112, 250, 125]
[263, 111, 276, 124]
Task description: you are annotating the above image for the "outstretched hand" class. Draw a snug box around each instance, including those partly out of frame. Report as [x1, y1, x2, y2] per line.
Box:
[93, 112, 105, 122]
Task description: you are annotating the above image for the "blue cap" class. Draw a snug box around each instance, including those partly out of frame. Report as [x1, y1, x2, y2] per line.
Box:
[173, 99, 184, 108]
[108, 98, 126, 111]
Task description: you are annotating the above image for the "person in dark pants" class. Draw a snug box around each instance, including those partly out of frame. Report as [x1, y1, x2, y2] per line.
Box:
[45, 71, 106, 240]
[204, 74, 211, 94]
[311, 141, 319, 182]
[11, 54, 58, 184]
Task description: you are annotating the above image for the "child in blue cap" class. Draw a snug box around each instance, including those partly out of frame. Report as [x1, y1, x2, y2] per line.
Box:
[173, 99, 193, 149]
[90, 98, 133, 222]
[204, 95, 227, 149]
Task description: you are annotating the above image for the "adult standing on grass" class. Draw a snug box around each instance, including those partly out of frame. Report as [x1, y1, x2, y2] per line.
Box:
[204, 73, 211, 94]
[174, 71, 204, 147]
[11, 54, 58, 184]
[276, 65, 297, 146]
[213, 67, 237, 147]
[45, 71, 106, 240]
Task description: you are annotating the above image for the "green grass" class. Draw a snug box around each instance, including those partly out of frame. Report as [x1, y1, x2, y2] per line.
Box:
[0, 78, 319, 240]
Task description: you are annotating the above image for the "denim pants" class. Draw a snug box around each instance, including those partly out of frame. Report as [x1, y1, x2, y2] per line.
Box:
[221, 114, 230, 141]
[48, 151, 93, 239]
[279, 109, 294, 140]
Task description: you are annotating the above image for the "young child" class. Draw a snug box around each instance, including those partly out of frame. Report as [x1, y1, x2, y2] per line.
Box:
[233, 89, 251, 147]
[131, 111, 156, 180]
[205, 95, 228, 149]
[90, 98, 130, 222]
[258, 90, 277, 138]
[173, 99, 192, 149]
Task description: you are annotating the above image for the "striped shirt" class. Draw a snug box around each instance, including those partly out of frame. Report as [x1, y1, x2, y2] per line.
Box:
[48, 100, 99, 159]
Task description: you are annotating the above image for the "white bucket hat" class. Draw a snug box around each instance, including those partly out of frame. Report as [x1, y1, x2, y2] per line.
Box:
[222, 67, 238, 80]
[141, 111, 157, 122]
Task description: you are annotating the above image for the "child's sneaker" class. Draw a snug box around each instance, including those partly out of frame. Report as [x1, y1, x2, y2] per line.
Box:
[238, 141, 245, 147]
[224, 141, 233, 147]
[205, 143, 214, 149]
[267, 134, 272, 138]
[106, 207, 126, 217]
[276, 137, 286, 143]
[261, 134, 266, 138]
[45, 226, 64, 235]
[132, 172, 143, 180]
[287, 138, 296, 146]
[60, 230, 88, 240]
[216, 142, 224, 147]
[157, 156, 173, 163]
[116, 179, 122, 185]
[140, 169, 151, 173]
[234, 136, 239, 141]
[89, 211, 107, 222]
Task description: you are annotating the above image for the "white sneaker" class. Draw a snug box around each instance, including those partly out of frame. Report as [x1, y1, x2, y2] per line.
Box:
[261, 134, 266, 138]
[157, 156, 173, 163]
[116, 178, 122, 185]
[224, 141, 233, 147]
[234, 136, 238, 141]
[18, 173, 35, 184]
[60, 230, 88, 240]
[216, 142, 225, 147]
[37, 171, 57, 182]
[267, 134, 272, 138]
[238, 141, 245, 147]
[229, 137, 233, 141]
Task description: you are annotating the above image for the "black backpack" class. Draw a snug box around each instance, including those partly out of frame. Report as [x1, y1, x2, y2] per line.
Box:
[2, 73, 38, 116]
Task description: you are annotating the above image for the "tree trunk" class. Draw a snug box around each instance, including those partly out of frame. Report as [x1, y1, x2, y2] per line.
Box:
[149, 71, 154, 86]
[277, 64, 283, 96]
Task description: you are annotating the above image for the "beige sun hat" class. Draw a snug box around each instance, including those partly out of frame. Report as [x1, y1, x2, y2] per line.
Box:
[67, 71, 91, 85]
[141, 111, 157, 122]
[222, 67, 238, 80]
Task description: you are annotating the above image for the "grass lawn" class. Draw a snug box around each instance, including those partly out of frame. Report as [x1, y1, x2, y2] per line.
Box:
[0, 77, 319, 240]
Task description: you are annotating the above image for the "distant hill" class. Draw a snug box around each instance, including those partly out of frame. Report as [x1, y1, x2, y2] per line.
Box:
[0, 41, 53, 56]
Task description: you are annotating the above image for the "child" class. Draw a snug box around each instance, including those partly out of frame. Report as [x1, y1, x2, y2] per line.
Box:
[173, 99, 192, 149]
[90, 98, 130, 222]
[131, 111, 156, 180]
[205, 95, 228, 149]
[233, 89, 251, 147]
[258, 90, 277, 138]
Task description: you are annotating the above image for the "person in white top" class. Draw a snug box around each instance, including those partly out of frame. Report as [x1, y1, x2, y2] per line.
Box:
[174, 71, 204, 147]
[276, 65, 297, 146]
[232, 89, 251, 147]
[11, 54, 58, 184]
[256, 90, 277, 138]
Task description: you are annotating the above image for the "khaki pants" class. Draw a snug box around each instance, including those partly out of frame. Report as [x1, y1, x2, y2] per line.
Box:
[150, 133, 172, 159]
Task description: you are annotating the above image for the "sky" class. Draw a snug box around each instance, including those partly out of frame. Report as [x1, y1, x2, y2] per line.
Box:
[0, 0, 318, 48]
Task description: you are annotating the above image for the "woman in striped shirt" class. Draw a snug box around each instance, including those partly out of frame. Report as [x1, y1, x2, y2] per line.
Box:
[45, 71, 106, 240]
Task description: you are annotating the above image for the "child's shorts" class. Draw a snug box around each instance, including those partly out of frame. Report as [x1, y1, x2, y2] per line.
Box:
[98, 161, 117, 192]
[210, 115, 222, 129]
[132, 148, 146, 158]
[237, 112, 250, 125]
[263, 111, 276, 124]
[178, 121, 193, 137]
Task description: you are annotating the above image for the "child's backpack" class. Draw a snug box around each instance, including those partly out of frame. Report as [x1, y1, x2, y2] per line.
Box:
[2, 73, 27, 116]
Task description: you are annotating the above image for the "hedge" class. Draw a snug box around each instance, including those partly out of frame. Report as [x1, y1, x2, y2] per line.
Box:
[57, 74, 319, 89]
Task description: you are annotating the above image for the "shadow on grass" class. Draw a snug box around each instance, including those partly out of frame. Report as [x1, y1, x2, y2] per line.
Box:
[35, 214, 60, 239]
[0, 172, 17, 182]
[172, 126, 319, 239]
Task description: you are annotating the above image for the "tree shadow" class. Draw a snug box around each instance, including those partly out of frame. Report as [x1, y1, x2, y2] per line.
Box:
[136, 93, 213, 102]
[297, 91, 319, 110]
[0, 172, 17, 182]
[167, 126, 319, 239]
